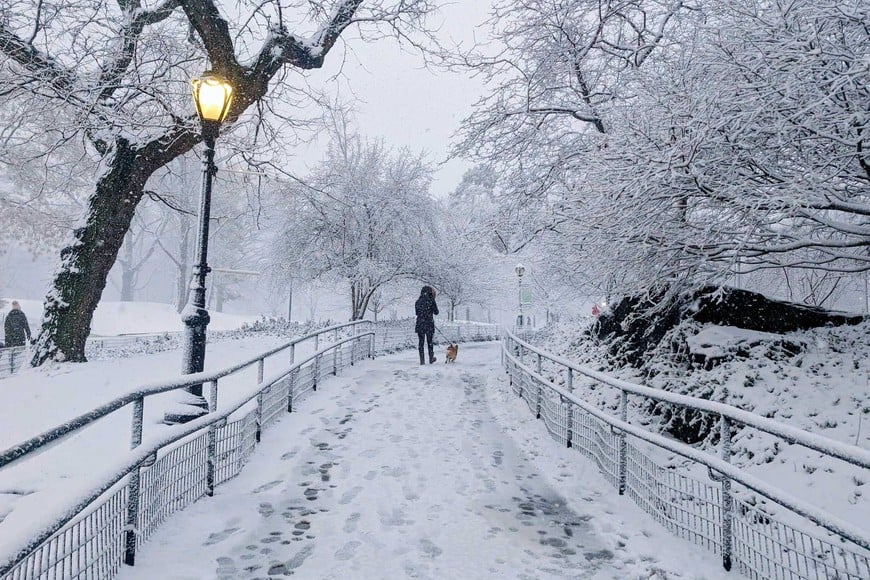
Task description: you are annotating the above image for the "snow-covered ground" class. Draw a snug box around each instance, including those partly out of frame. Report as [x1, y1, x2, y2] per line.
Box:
[0, 335, 290, 449]
[117, 342, 725, 579]
[0, 334, 319, 554]
[532, 319, 870, 535]
[1, 299, 259, 336]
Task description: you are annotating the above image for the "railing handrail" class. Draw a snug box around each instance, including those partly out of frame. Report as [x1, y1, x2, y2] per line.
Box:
[0, 331, 376, 574]
[0, 320, 371, 470]
[505, 348, 870, 551]
[506, 329, 870, 470]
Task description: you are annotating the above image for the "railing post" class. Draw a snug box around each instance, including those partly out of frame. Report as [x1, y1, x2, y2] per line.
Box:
[289, 343, 295, 365]
[124, 396, 145, 566]
[314, 353, 319, 390]
[255, 390, 263, 442]
[287, 369, 296, 413]
[313, 334, 320, 389]
[333, 331, 339, 375]
[369, 329, 375, 359]
[618, 390, 628, 496]
[720, 416, 733, 571]
[257, 358, 264, 384]
[130, 397, 144, 449]
[566, 369, 574, 449]
[536, 353, 542, 374]
[536, 382, 543, 419]
[206, 380, 218, 496]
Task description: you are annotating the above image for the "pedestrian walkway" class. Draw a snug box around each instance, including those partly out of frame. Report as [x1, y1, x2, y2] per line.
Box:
[117, 342, 722, 579]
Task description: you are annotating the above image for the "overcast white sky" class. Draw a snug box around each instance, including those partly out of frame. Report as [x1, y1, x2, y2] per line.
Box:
[289, 1, 495, 198]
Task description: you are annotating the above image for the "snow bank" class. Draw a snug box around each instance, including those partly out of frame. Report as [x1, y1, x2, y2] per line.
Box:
[530, 317, 870, 534]
[686, 325, 802, 359]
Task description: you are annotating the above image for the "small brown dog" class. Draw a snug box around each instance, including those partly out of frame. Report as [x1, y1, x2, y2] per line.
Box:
[445, 343, 459, 363]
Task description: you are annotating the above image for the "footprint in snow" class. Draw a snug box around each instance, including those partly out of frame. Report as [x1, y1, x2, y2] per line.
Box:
[203, 527, 240, 546]
[252, 480, 282, 493]
[340, 486, 363, 505]
[334, 540, 362, 561]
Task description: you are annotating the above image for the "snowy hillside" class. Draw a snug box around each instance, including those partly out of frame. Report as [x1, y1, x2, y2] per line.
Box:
[532, 317, 870, 532]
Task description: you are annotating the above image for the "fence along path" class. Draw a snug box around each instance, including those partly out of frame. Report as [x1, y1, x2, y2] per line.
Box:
[502, 330, 869, 580]
[0, 321, 499, 579]
[114, 342, 723, 580]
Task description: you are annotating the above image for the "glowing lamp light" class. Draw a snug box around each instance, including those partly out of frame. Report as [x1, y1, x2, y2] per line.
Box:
[191, 73, 234, 124]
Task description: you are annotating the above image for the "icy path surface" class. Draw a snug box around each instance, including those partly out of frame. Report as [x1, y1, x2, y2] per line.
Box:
[120, 343, 723, 579]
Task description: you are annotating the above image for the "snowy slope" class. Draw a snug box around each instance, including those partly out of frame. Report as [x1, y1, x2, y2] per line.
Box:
[532, 318, 870, 534]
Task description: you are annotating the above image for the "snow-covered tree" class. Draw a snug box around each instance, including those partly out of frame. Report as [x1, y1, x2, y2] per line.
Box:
[0, 0, 439, 364]
[273, 126, 437, 320]
[454, 0, 869, 307]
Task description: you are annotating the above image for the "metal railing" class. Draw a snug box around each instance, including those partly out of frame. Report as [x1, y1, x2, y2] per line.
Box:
[0, 346, 27, 377]
[0, 320, 375, 578]
[502, 330, 870, 580]
[0, 320, 500, 579]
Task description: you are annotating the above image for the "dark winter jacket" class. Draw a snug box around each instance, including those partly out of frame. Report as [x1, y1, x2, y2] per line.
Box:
[414, 287, 439, 335]
[4, 309, 31, 347]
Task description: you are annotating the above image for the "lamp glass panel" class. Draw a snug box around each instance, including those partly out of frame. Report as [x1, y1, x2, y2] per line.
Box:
[192, 77, 233, 122]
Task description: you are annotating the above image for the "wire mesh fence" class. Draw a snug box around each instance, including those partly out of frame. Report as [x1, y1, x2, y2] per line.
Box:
[0, 321, 500, 579]
[503, 333, 870, 580]
[0, 346, 27, 378]
[2, 486, 128, 580]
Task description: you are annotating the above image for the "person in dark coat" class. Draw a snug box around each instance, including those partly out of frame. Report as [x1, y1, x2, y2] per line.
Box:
[4, 301, 32, 347]
[414, 286, 439, 365]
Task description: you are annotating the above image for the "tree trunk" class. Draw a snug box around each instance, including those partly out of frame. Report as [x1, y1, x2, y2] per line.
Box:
[32, 134, 195, 365]
[350, 280, 375, 320]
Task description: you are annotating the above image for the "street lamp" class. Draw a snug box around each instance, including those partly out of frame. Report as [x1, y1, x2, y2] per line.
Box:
[165, 72, 233, 424]
[515, 263, 525, 329]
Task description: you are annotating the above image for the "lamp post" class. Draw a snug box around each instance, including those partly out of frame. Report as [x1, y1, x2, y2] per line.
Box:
[165, 72, 234, 424]
[515, 263, 525, 330]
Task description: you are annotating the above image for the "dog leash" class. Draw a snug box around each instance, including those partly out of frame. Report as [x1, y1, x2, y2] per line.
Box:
[433, 324, 452, 343]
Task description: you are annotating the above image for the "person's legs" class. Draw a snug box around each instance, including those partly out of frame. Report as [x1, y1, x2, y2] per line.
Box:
[426, 332, 436, 363]
[417, 333, 425, 365]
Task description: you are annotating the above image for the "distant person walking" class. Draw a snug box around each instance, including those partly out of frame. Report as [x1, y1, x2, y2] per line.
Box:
[414, 286, 439, 365]
[4, 301, 32, 347]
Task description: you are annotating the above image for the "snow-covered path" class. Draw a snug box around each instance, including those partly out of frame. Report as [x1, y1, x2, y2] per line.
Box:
[119, 342, 723, 579]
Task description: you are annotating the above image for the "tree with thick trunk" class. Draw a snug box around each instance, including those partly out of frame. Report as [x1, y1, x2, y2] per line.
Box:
[0, 0, 435, 364]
